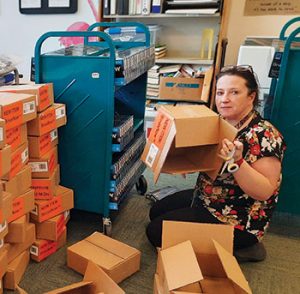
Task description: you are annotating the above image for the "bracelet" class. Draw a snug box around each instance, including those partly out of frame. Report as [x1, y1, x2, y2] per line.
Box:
[235, 158, 244, 167]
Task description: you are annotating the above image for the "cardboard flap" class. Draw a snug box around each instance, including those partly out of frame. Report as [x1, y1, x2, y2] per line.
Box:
[163, 105, 219, 147]
[162, 221, 234, 254]
[205, 118, 238, 180]
[200, 66, 214, 103]
[44, 281, 93, 293]
[84, 261, 125, 294]
[86, 232, 139, 260]
[160, 240, 203, 291]
[213, 240, 252, 294]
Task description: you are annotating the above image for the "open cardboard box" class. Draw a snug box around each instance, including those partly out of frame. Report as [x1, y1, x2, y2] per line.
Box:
[141, 105, 237, 182]
[159, 67, 213, 103]
[155, 221, 252, 294]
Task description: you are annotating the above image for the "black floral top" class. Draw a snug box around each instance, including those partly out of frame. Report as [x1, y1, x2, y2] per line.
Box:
[194, 111, 286, 241]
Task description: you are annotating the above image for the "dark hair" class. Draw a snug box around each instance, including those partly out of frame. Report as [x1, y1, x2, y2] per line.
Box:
[216, 65, 260, 107]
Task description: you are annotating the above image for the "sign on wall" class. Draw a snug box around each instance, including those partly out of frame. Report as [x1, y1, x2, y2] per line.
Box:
[244, 0, 300, 16]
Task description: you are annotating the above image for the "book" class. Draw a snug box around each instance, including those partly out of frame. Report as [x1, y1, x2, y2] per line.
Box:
[164, 8, 218, 14]
[151, 0, 162, 13]
[141, 0, 151, 15]
[159, 64, 181, 74]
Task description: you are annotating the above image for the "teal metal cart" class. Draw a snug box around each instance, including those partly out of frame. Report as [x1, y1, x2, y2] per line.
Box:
[270, 17, 300, 215]
[34, 22, 154, 233]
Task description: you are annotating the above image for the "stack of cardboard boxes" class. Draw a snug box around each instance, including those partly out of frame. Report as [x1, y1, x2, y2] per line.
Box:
[0, 83, 74, 291]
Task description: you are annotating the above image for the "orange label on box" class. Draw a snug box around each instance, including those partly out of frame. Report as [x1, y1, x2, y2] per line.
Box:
[2, 101, 23, 129]
[37, 196, 63, 222]
[39, 108, 56, 134]
[6, 126, 21, 150]
[49, 150, 56, 173]
[10, 149, 22, 179]
[32, 178, 54, 200]
[39, 85, 51, 111]
[56, 214, 66, 238]
[37, 239, 58, 261]
[148, 111, 172, 149]
[9, 197, 25, 222]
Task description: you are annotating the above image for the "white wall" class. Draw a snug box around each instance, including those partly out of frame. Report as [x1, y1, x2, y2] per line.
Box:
[225, 0, 297, 65]
[0, 0, 99, 80]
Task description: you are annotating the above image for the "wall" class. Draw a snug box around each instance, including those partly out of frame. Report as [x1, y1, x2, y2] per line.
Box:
[0, 0, 99, 80]
[225, 0, 297, 65]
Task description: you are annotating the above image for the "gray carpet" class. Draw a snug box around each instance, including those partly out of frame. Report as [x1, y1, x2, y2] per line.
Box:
[6, 170, 300, 294]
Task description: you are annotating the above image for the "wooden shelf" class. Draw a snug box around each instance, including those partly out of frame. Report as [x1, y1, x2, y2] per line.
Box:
[104, 13, 220, 19]
[155, 57, 214, 65]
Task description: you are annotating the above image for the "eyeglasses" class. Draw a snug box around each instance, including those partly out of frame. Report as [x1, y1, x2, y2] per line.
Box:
[220, 64, 254, 74]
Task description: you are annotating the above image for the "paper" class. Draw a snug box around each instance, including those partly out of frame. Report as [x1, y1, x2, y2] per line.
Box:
[48, 0, 70, 7]
[20, 0, 41, 8]
[244, 0, 300, 15]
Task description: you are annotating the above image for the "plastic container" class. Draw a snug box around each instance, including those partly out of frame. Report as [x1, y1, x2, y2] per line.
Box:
[104, 25, 160, 45]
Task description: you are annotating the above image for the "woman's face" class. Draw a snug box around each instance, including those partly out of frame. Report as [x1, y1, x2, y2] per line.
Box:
[215, 75, 255, 121]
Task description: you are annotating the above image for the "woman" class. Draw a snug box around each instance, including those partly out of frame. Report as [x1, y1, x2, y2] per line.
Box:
[146, 65, 286, 262]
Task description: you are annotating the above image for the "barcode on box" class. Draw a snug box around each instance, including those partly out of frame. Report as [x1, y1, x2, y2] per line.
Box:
[0, 127, 3, 142]
[55, 107, 65, 119]
[23, 101, 36, 114]
[145, 143, 159, 167]
[50, 129, 58, 141]
[30, 245, 39, 256]
[22, 148, 29, 163]
[29, 162, 49, 172]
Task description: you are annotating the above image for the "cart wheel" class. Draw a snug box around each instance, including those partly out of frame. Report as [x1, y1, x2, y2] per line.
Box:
[102, 217, 112, 237]
[135, 175, 147, 195]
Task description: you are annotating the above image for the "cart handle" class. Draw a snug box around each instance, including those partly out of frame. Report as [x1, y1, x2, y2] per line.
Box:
[34, 31, 116, 83]
[279, 16, 300, 41]
[87, 21, 151, 47]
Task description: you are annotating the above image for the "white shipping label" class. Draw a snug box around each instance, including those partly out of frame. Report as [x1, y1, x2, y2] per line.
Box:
[0, 127, 3, 142]
[56, 107, 66, 119]
[22, 148, 29, 163]
[145, 143, 159, 168]
[0, 221, 7, 233]
[30, 245, 39, 256]
[23, 101, 36, 114]
[50, 129, 58, 141]
[29, 162, 49, 172]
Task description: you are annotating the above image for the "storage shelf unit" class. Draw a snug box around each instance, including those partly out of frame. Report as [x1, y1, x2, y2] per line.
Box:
[34, 23, 154, 220]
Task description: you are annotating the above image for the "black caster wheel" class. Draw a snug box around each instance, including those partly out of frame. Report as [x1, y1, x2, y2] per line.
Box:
[102, 217, 112, 236]
[135, 175, 147, 195]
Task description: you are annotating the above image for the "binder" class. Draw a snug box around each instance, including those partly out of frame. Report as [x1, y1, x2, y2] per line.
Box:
[141, 0, 151, 15]
[151, 0, 162, 13]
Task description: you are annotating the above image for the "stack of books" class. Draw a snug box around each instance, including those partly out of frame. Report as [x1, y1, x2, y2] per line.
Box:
[146, 65, 161, 99]
[155, 45, 167, 59]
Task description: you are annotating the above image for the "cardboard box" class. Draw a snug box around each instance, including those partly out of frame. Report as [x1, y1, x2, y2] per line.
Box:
[30, 228, 66, 262]
[8, 190, 35, 223]
[30, 185, 74, 223]
[3, 142, 29, 181]
[28, 146, 58, 179]
[0, 145, 11, 179]
[28, 128, 58, 158]
[3, 250, 30, 290]
[1, 192, 13, 224]
[0, 83, 54, 113]
[5, 124, 27, 152]
[6, 222, 35, 263]
[45, 261, 125, 294]
[5, 215, 27, 243]
[27, 103, 66, 136]
[159, 67, 213, 103]
[0, 92, 36, 130]
[34, 212, 67, 241]
[67, 232, 141, 283]
[0, 119, 6, 149]
[0, 249, 8, 280]
[141, 105, 237, 182]
[31, 165, 60, 200]
[156, 221, 252, 294]
[2, 165, 32, 198]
